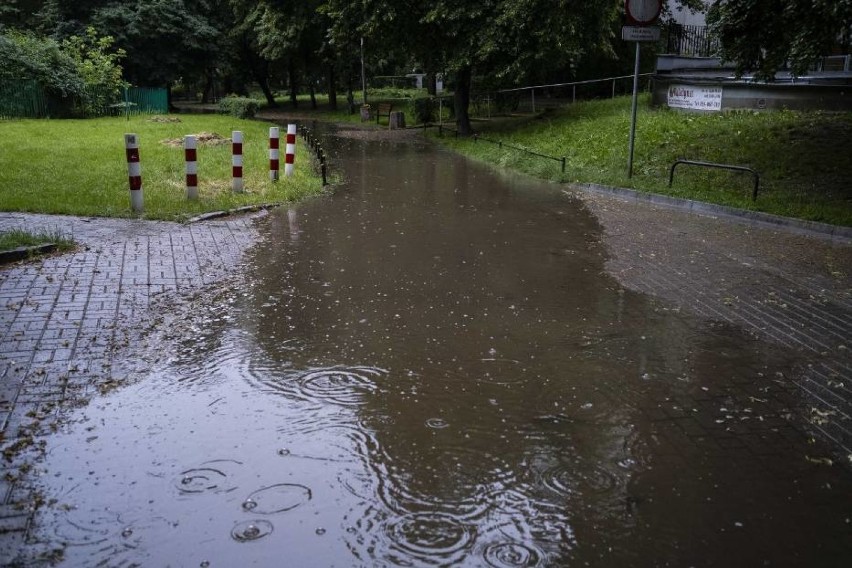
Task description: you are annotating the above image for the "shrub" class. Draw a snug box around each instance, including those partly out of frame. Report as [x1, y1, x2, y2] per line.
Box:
[409, 97, 436, 124]
[218, 96, 261, 118]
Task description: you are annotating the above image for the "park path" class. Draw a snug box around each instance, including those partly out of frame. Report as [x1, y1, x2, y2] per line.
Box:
[0, 133, 851, 562]
[576, 189, 852, 456]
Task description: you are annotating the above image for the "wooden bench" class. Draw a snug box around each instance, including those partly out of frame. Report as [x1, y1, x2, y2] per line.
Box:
[376, 102, 393, 125]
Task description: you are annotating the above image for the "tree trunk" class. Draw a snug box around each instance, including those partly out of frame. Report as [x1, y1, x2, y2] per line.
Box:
[257, 74, 277, 107]
[289, 59, 298, 108]
[201, 69, 214, 103]
[426, 72, 437, 96]
[328, 65, 338, 110]
[454, 65, 473, 136]
[309, 84, 317, 109]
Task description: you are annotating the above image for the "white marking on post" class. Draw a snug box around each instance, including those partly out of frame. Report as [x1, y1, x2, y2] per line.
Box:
[284, 123, 297, 177]
[269, 127, 280, 181]
[232, 131, 244, 193]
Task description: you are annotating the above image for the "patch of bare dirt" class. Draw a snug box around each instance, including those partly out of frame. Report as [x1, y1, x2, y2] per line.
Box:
[161, 132, 230, 147]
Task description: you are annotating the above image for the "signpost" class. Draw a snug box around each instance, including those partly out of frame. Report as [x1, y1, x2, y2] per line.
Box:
[624, 0, 662, 178]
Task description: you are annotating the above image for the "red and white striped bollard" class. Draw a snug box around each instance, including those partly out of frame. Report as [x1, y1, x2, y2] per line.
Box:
[124, 133, 143, 212]
[269, 127, 280, 181]
[284, 124, 296, 177]
[232, 131, 243, 192]
[185, 135, 198, 200]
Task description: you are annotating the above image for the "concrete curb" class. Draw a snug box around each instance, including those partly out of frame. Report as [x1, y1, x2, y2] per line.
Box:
[0, 242, 57, 264]
[570, 182, 852, 244]
[187, 203, 279, 224]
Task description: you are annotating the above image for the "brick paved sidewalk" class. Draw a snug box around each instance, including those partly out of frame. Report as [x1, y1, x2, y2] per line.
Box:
[577, 191, 852, 458]
[0, 212, 263, 558]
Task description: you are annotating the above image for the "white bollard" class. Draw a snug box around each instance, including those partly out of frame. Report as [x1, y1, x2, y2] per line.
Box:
[185, 135, 198, 200]
[124, 133, 143, 213]
[284, 124, 296, 177]
[269, 127, 280, 181]
[232, 131, 243, 192]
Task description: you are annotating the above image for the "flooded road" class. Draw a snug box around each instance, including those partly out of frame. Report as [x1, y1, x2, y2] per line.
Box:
[33, 129, 851, 566]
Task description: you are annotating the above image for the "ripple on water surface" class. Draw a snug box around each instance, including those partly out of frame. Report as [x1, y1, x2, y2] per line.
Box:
[242, 483, 312, 514]
[383, 512, 473, 566]
[174, 459, 243, 495]
[231, 519, 274, 542]
[249, 365, 387, 406]
[483, 542, 545, 567]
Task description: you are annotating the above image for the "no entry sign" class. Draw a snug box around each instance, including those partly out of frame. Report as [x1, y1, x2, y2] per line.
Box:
[625, 0, 662, 26]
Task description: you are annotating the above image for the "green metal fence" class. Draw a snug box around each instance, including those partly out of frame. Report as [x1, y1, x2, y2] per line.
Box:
[0, 80, 49, 118]
[0, 81, 169, 119]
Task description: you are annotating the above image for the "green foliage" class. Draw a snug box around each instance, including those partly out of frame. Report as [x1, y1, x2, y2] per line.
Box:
[409, 97, 436, 124]
[707, 0, 852, 80]
[0, 30, 83, 97]
[218, 95, 261, 118]
[62, 27, 127, 115]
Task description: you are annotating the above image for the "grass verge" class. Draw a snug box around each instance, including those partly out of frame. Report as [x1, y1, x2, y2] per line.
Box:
[434, 95, 852, 226]
[0, 228, 73, 250]
[0, 114, 325, 221]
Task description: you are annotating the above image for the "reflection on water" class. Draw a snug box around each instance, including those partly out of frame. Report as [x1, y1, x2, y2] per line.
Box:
[32, 131, 851, 566]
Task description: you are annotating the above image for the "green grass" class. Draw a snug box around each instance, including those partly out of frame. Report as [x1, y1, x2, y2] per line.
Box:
[0, 114, 325, 221]
[435, 95, 852, 226]
[0, 228, 73, 250]
[0, 229, 75, 253]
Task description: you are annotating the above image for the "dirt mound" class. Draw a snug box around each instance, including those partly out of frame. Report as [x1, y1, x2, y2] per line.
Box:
[148, 116, 182, 123]
[161, 132, 230, 147]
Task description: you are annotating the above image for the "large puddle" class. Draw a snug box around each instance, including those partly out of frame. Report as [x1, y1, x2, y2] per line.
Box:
[32, 129, 851, 565]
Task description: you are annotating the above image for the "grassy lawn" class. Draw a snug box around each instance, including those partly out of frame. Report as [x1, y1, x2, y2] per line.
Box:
[0, 114, 325, 221]
[435, 95, 852, 226]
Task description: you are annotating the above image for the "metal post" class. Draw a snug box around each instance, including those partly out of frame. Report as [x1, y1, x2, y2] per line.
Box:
[561, 157, 566, 173]
[531, 89, 535, 114]
[360, 37, 367, 105]
[572, 85, 576, 104]
[627, 42, 641, 179]
[612, 79, 616, 98]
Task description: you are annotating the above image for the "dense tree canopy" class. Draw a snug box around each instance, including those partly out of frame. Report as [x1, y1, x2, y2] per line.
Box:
[707, 0, 852, 80]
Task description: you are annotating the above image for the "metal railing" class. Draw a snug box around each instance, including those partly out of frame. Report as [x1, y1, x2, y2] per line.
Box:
[669, 159, 761, 201]
[300, 125, 329, 186]
[435, 124, 566, 174]
[664, 23, 719, 57]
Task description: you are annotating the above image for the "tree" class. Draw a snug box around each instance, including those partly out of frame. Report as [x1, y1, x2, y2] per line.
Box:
[62, 26, 127, 114]
[707, 0, 852, 81]
[0, 30, 83, 97]
[322, 0, 624, 135]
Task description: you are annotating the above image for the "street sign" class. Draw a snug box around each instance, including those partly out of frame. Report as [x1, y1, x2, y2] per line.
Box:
[622, 25, 661, 42]
[625, 0, 662, 26]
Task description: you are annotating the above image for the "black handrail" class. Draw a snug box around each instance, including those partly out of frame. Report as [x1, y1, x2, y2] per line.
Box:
[436, 124, 567, 174]
[300, 125, 329, 186]
[669, 159, 760, 201]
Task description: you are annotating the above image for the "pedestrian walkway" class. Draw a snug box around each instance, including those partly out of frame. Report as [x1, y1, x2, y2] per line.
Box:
[577, 190, 852, 458]
[0, 212, 262, 558]
[1, 200, 851, 561]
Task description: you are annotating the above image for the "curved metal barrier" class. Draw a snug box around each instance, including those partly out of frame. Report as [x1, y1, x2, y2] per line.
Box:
[669, 159, 760, 201]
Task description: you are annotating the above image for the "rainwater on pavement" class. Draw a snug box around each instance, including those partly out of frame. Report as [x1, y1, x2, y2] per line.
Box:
[31, 127, 851, 566]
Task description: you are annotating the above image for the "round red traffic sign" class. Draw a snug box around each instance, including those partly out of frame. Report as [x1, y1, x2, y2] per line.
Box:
[625, 0, 662, 25]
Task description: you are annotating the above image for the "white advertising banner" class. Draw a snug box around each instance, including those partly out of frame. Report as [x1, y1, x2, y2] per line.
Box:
[667, 84, 723, 111]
